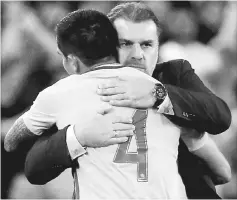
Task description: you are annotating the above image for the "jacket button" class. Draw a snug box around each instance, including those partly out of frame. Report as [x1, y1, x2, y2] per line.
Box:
[183, 112, 188, 117]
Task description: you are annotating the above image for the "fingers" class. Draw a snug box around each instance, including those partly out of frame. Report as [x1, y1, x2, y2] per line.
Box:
[109, 99, 132, 107]
[98, 79, 119, 89]
[107, 137, 129, 145]
[112, 116, 133, 124]
[112, 123, 135, 131]
[97, 77, 126, 96]
[97, 87, 125, 96]
[113, 130, 134, 137]
[101, 94, 128, 102]
[97, 103, 113, 115]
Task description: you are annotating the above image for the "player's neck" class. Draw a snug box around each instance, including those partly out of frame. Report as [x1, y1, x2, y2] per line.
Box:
[78, 56, 121, 74]
[90, 57, 118, 70]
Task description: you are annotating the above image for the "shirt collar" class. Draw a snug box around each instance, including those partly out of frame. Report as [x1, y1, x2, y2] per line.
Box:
[89, 63, 124, 72]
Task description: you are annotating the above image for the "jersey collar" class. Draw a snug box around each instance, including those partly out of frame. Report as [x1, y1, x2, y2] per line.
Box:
[89, 63, 124, 72]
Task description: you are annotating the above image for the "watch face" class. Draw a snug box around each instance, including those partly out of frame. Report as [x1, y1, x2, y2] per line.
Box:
[156, 85, 166, 99]
[153, 84, 167, 108]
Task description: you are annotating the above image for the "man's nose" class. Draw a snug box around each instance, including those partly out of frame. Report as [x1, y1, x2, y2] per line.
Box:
[130, 44, 143, 60]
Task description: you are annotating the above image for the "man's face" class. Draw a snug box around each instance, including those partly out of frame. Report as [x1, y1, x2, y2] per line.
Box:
[113, 18, 159, 76]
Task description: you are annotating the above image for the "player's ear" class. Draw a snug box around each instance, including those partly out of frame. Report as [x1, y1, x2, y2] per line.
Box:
[74, 57, 82, 74]
[68, 54, 80, 73]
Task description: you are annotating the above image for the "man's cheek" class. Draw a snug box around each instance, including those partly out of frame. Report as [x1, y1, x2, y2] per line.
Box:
[148, 50, 158, 64]
[145, 53, 158, 75]
[118, 51, 127, 64]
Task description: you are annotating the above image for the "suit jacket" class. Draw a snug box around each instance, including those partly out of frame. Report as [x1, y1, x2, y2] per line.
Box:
[24, 59, 231, 199]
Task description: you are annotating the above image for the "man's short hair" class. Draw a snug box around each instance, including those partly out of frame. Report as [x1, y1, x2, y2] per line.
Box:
[56, 9, 119, 66]
[107, 2, 162, 37]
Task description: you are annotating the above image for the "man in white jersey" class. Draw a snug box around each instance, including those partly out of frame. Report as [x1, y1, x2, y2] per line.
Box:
[5, 9, 231, 199]
[25, 65, 188, 198]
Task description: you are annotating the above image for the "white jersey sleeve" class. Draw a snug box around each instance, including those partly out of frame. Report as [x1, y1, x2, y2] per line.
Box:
[22, 88, 57, 135]
[181, 129, 209, 152]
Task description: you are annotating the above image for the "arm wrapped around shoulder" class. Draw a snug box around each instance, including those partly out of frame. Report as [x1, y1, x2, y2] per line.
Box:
[24, 125, 73, 185]
[182, 130, 232, 185]
[161, 59, 232, 135]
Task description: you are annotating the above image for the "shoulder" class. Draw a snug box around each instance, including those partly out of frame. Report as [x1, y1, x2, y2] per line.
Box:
[152, 59, 195, 84]
[122, 67, 158, 83]
[153, 59, 193, 77]
[34, 75, 79, 106]
[39, 75, 81, 98]
[156, 59, 192, 71]
[51, 75, 82, 89]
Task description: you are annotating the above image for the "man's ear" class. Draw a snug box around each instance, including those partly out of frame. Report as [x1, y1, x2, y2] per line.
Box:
[68, 54, 80, 73]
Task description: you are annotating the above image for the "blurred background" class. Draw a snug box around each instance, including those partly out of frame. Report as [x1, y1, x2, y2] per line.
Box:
[1, 1, 237, 199]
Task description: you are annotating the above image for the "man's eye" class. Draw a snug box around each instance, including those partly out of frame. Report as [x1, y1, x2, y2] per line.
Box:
[142, 43, 152, 48]
[120, 42, 131, 47]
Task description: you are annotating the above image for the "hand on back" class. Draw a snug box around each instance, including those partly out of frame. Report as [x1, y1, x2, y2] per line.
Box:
[97, 75, 157, 109]
[74, 104, 135, 147]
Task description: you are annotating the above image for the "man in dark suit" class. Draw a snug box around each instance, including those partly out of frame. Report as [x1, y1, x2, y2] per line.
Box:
[24, 59, 231, 199]
[8, 2, 231, 199]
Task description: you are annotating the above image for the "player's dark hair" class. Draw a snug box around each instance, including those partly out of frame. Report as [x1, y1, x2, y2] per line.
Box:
[56, 9, 119, 66]
[107, 2, 162, 37]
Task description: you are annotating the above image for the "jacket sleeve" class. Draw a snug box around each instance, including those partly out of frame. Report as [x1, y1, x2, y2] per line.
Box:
[24, 125, 73, 185]
[178, 140, 221, 199]
[159, 59, 231, 135]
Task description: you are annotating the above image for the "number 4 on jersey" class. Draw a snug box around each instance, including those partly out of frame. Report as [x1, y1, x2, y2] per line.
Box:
[113, 109, 148, 182]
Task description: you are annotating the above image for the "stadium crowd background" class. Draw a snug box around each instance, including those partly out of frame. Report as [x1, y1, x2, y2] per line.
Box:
[1, 1, 237, 199]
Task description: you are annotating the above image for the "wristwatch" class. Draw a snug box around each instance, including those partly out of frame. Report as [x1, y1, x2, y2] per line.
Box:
[152, 83, 167, 108]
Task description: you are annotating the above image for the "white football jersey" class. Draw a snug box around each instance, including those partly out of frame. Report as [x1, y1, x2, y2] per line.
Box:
[23, 65, 187, 199]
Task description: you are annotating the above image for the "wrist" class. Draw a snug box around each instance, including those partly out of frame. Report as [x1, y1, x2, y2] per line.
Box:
[73, 124, 85, 147]
[66, 125, 87, 160]
[149, 84, 157, 107]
